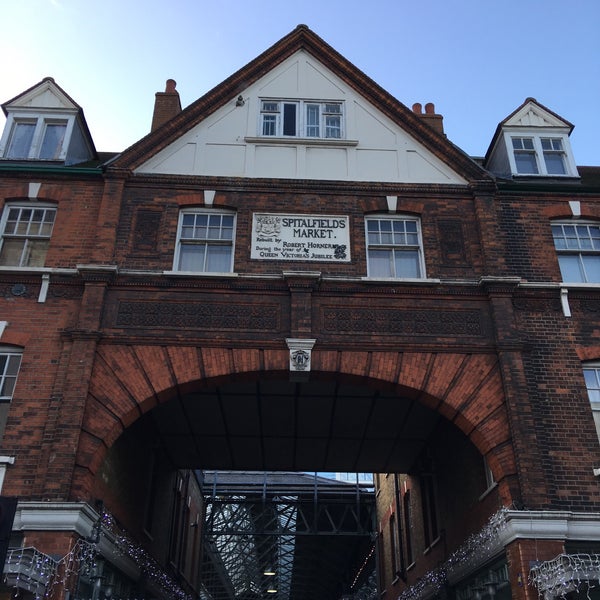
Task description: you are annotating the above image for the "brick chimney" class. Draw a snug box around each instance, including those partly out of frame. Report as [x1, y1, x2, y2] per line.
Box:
[151, 79, 182, 132]
[412, 102, 444, 135]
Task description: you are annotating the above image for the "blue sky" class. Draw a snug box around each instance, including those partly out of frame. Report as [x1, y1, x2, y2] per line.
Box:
[1, 0, 599, 164]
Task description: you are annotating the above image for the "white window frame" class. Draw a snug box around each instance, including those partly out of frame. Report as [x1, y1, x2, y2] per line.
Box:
[583, 363, 600, 443]
[0, 113, 73, 161]
[259, 99, 344, 139]
[0, 348, 22, 402]
[365, 215, 426, 279]
[504, 131, 577, 177]
[551, 220, 600, 283]
[173, 208, 236, 274]
[0, 202, 57, 268]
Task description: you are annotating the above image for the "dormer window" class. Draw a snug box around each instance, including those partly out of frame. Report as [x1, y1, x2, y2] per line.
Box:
[485, 99, 578, 179]
[259, 100, 344, 139]
[511, 136, 568, 175]
[0, 77, 97, 166]
[5, 117, 67, 160]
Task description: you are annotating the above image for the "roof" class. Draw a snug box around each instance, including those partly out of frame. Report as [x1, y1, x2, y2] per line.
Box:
[108, 25, 490, 182]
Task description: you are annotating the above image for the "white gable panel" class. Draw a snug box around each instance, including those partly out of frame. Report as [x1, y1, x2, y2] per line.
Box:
[356, 150, 398, 180]
[136, 50, 467, 184]
[10, 81, 77, 112]
[153, 143, 197, 174]
[258, 61, 302, 96]
[255, 145, 298, 178]
[353, 102, 398, 146]
[305, 147, 348, 179]
[406, 150, 456, 183]
[505, 102, 568, 129]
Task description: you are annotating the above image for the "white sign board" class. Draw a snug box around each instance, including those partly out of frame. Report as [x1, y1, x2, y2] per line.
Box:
[251, 213, 350, 262]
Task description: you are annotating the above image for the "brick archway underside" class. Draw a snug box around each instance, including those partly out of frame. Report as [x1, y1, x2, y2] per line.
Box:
[73, 345, 518, 503]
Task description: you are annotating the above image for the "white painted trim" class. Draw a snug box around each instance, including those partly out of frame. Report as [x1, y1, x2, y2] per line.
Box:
[38, 273, 49, 303]
[203, 190, 216, 206]
[569, 200, 581, 217]
[0, 321, 7, 338]
[28, 182, 41, 199]
[560, 288, 571, 317]
[386, 195, 398, 213]
[12, 502, 141, 580]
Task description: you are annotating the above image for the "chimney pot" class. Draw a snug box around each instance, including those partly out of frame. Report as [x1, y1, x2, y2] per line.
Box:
[425, 102, 435, 114]
[165, 79, 177, 93]
[412, 102, 423, 114]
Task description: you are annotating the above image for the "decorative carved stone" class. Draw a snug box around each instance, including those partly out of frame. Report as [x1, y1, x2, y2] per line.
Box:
[286, 338, 316, 372]
[321, 307, 483, 336]
[116, 301, 280, 331]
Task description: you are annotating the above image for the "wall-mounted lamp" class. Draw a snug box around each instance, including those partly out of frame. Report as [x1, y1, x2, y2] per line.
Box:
[236, 95, 245, 107]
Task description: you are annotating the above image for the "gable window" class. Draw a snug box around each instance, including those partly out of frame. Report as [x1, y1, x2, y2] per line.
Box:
[510, 135, 569, 176]
[0, 349, 22, 402]
[175, 209, 235, 273]
[551, 221, 600, 283]
[583, 364, 600, 442]
[0, 204, 56, 267]
[365, 216, 424, 278]
[4, 118, 67, 160]
[260, 100, 343, 139]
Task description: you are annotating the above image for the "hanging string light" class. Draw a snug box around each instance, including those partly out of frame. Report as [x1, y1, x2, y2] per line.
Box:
[396, 508, 509, 600]
[4, 509, 192, 600]
[529, 553, 600, 599]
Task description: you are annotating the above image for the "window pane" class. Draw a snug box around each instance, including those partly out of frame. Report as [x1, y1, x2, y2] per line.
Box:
[283, 104, 296, 136]
[582, 255, 600, 283]
[515, 152, 539, 174]
[206, 245, 232, 272]
[7, 123, 35, 159]
[25, 239, 49, 267]
[262, 115, 276, 136]
[325, 115, 341, 138]
[544, 153, 566, 175]
[39, 123, 66, 159]
[558, 255, 584, 282]
[552, 231, 566, 249]
[0, 353, 21, 401]
[394, 249, 420, 278]
[0, 239, 26, 266]
[179, 244, 206, 271]
[306, 104, 319, 137]
[5, 356, 20, 377]
[368, 249, 393, 277]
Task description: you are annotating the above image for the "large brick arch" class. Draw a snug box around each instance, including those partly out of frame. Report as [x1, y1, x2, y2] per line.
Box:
[72, 344, 518, 504]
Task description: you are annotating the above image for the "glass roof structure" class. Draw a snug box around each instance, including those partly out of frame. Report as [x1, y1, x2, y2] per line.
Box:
[199, 471, 376, 600]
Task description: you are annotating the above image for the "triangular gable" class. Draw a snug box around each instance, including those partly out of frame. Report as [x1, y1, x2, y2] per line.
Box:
[503, 98, 573, 130]
[109, 25, 490, 185]
[2, 77, 80, 114]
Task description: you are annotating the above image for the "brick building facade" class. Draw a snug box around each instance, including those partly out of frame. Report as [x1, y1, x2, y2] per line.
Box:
[0, 24, 599, 600]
